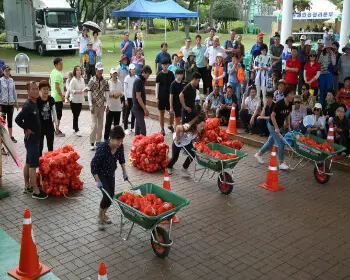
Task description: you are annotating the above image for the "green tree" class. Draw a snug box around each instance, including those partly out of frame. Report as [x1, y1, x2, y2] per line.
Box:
[261, 0, 312, 10]
[328, 0, 343, 10]
[212, 0, 239, 30]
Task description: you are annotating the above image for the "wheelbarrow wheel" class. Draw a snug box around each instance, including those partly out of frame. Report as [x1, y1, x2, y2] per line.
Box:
[151, 227, 170, 258]
[217, 172, 234, 195]
[314, 166, 330, 184]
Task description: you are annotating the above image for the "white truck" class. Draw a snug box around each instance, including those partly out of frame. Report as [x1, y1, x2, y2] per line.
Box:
[4, 0, 79, 55]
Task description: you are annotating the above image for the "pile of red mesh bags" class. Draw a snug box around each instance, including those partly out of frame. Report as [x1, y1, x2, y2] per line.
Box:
[38, 145, 83, 196]
[197, 118, 244, 150]
[130, 133, 169, 173]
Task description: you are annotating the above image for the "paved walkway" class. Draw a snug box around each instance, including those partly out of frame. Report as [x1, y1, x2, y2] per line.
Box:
[1, 111, 350, 280]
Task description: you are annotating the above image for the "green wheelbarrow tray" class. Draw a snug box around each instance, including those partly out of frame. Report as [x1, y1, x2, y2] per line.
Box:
[114, 183, 190, 230]
[193, 143, 248, 172]
[294, 134, 346, 162]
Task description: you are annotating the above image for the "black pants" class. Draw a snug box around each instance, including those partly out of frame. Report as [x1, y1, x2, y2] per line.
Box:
[258, 118, 269, 135]
[40, 126, 54, 157]
[207, 66, 213, 94]
[86, 64, 96, 82]
[239, 110, 259, 130]
[70, 102, 82, 132]
[121, 96, 125, 122]
[0, 104, 14, 128]
[167, 142, 195, 169]
[182, 108, 197, 124]
[99, 174, 115, 209]
[124, 98, 135, 130]
[197, 67, 208, 95]
[133, 108, 146, 136]
[55, 101, 63, 121]
[104, 111, 121, 140]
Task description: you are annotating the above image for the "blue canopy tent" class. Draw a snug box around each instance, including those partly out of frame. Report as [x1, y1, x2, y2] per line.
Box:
[112, 0, 198, 41]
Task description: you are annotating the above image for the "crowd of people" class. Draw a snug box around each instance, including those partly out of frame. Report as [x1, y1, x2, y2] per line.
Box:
[1, 26, 350, 202]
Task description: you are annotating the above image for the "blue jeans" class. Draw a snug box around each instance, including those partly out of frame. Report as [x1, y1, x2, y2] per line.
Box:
[229, 82, 242, 113]
[318, 73, 333, 105]
[259, 122, 285, 161]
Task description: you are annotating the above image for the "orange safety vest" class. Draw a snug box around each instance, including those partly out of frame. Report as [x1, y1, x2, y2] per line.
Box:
[212, 63, 224, 87]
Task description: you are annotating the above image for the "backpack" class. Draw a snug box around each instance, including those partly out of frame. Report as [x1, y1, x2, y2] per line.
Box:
[237, 66, 245, 84]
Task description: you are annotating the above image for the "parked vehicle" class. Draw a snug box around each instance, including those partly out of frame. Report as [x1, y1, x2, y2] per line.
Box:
[4, 0, 79, 55]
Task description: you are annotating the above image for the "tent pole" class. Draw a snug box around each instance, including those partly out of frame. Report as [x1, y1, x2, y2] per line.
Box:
[165, 18, 167, 42]
[128, 17, 130, 31]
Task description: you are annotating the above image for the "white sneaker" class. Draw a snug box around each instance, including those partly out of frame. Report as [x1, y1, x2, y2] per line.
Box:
[76, 131, 83, 137]
[125, 129, 130, 135]
[254, 153, 264, 164]
[181, 167, 190, 177]
[279, 162, 290, 170]
[90, 145, 96, 151]
[130, 129, 134, 134]
[168, 168, 172, 175]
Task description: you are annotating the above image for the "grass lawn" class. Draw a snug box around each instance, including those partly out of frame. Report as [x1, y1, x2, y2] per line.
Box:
[0, 31, 258, 74]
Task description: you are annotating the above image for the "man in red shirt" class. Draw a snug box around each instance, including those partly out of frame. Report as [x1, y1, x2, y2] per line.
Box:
[285, 46, 301, 90]
[304, 49, 321, 97]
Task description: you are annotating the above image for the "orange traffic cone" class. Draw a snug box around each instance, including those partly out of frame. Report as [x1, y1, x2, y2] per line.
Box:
[163, 168, 171, 191]
[162, 169, 179, 223]
[227, 103, 238, 135]
[259, 146, 285, 192]
[327, 122, 334, 143]
[98, 262, 108, 280]
[8, 208, 51, 279]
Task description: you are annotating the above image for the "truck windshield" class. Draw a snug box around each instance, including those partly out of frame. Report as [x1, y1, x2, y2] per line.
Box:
[45, 11, 77, 28]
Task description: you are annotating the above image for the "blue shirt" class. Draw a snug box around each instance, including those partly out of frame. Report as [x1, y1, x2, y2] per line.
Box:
[168, 64, 179, 76]
[155, 51, 171, 73]
[120, 40, 135, 59]
[250, 43, 268, 59]
[91, 141, 126, 177]
[192, 44, 207, 68]
[227, 62, 240, 84]
[224, 39, 238, 62]
[88, 50, 95, 65]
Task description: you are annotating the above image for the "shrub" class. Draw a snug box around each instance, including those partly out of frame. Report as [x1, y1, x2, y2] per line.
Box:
[0, 33, 6, 42]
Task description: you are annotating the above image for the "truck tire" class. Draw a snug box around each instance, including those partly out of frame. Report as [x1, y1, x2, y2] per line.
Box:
[37, 44, 46, 56]
[13, 37, 19, 51]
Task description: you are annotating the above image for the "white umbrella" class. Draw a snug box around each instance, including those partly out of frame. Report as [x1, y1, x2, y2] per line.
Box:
[83, 21, 101, 32]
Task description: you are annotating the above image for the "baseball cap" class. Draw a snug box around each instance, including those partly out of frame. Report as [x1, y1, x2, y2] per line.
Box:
[87, 41, 93, 46]
[317, 39, 324, 44]
[257, 32, 264, 38]
[123, 30, 129, 35]
[110, 68, 118, 74]
[216, 53, 223, 58]
[313, 103, 322, 110]
[129, 64, 136, 70]
[300, 35, 306, 41]
[294, 95, 302, 102]
[2, 65, 11, 71]
[95, 62, 104, 70]
[185, 38, 192, 42]
[305, 40, 312, 46]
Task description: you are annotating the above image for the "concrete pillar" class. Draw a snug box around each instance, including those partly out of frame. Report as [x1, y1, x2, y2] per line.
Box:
[280, 0, 293, 46]
[339, 0, 350, 50]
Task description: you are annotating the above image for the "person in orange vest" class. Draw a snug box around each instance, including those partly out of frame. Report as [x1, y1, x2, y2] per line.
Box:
[211, 53, 226, 95]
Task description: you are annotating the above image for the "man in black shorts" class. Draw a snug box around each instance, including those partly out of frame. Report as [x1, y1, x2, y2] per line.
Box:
[156, 59, 175, 135]
[170, 69, 185, 128]
[15, 81, 48, 199]
[132, 65, 153, 136]
[180, 72, 201, 123]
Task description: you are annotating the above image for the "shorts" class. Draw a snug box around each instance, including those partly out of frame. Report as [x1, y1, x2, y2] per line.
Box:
[158, 97, 170, 111]
[55, 101, 63, 121]
[25, 140, 40, 168]
[174, 108, 182, 118]
[0, 104, 14, 128]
